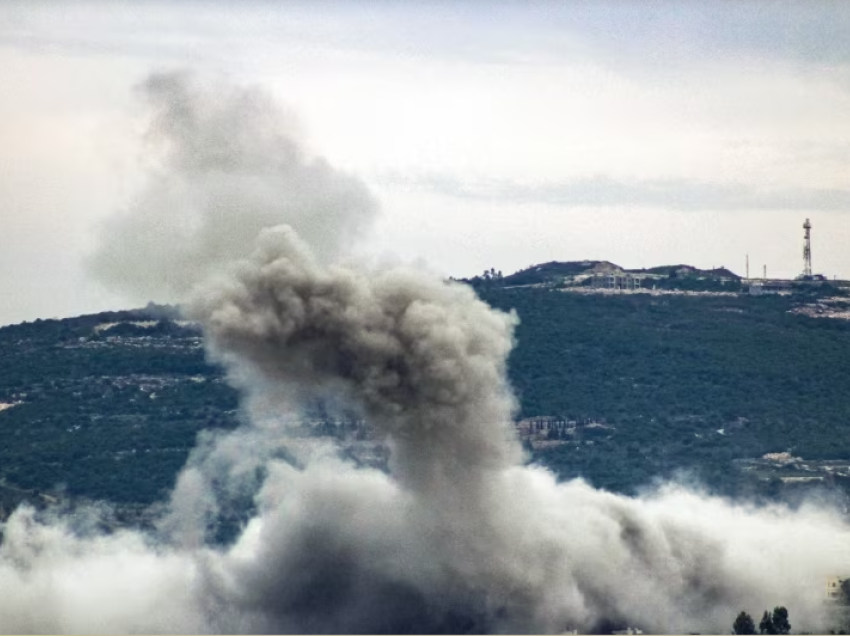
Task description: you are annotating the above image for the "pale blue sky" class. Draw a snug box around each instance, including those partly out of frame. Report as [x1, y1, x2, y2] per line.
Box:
[1, 1, 850, 324]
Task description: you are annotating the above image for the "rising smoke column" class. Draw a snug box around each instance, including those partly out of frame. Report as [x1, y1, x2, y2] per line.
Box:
[1, 71, 849, 634]
[183, 226, 850, 634]
[87, 71, 377, 302]
[188, 225, 522, 500]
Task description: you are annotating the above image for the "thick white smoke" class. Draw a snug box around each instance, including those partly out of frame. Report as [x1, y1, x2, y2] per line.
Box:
[4, 71, 850, 634]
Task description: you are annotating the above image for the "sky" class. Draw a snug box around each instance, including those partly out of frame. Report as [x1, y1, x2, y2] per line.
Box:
[2, 0, 850, 325]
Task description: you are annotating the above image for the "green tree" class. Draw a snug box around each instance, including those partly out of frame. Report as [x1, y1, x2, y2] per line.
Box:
[841, 579, 850, 605]
[771, 607, 790, 635]
[760, 610, 776, 634]
[734, 611, 757, 635]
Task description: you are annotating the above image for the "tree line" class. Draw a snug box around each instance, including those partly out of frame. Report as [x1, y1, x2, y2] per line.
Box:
[733, 607, 790, 635]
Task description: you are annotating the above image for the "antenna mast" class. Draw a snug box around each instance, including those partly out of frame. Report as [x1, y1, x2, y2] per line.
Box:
[803, 218, 812, 277]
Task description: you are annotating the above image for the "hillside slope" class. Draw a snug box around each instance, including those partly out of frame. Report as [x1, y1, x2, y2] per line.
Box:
[0, 307, 239, 506]
[481, 287, 850, 495]
[2, 285, 850, 511]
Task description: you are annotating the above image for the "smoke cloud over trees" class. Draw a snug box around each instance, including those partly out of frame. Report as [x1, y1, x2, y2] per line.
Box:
[2, 72, 849, 634]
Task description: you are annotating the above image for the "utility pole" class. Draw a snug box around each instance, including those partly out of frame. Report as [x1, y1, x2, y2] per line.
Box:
[746, 254, 749, 280]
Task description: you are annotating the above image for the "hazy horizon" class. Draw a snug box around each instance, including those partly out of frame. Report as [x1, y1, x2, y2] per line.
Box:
[2, 1, 850, 324]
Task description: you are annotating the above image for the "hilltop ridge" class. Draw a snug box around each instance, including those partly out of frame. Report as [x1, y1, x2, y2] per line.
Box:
[468, 260, 743, 288]
[465, 260, 846, 296]
[2, 266, 850, 518]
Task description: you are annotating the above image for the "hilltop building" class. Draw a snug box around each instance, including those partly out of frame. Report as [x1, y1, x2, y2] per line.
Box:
[827, 576, 845, 601]
[590, 272, 645, 290]
[748, 280, 793, 296]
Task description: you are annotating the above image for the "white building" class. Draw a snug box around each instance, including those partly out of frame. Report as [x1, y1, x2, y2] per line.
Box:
[827, 575, 845, 601]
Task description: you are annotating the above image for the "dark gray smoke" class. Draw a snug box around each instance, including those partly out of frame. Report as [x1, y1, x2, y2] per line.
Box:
[87, 71, 377, 303]
[188, 225, 521, 500]
[3, 72, 850, 634]
[177, 227, 850, 634]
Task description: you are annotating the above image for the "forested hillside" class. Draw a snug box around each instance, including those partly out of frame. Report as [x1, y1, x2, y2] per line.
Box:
[0, 308, 239, 507]
[479, 288, 850, 497]
[1, 286, 850, 515]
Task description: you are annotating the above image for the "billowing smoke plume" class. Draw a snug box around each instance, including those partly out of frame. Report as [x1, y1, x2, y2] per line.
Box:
[4, 72, 850, 634]
[87, 71, 377, 302]
[188, 225, 522, 500]
[177, 226, 850, 634]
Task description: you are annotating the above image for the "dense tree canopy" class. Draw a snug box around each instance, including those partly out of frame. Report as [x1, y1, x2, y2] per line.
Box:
[734, 611, 757, 635]
[479, 287, 850, 497]
[2, 285, 850, 510]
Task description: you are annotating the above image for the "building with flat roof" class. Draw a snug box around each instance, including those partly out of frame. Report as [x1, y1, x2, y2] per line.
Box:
[827, 576, 845, 601]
